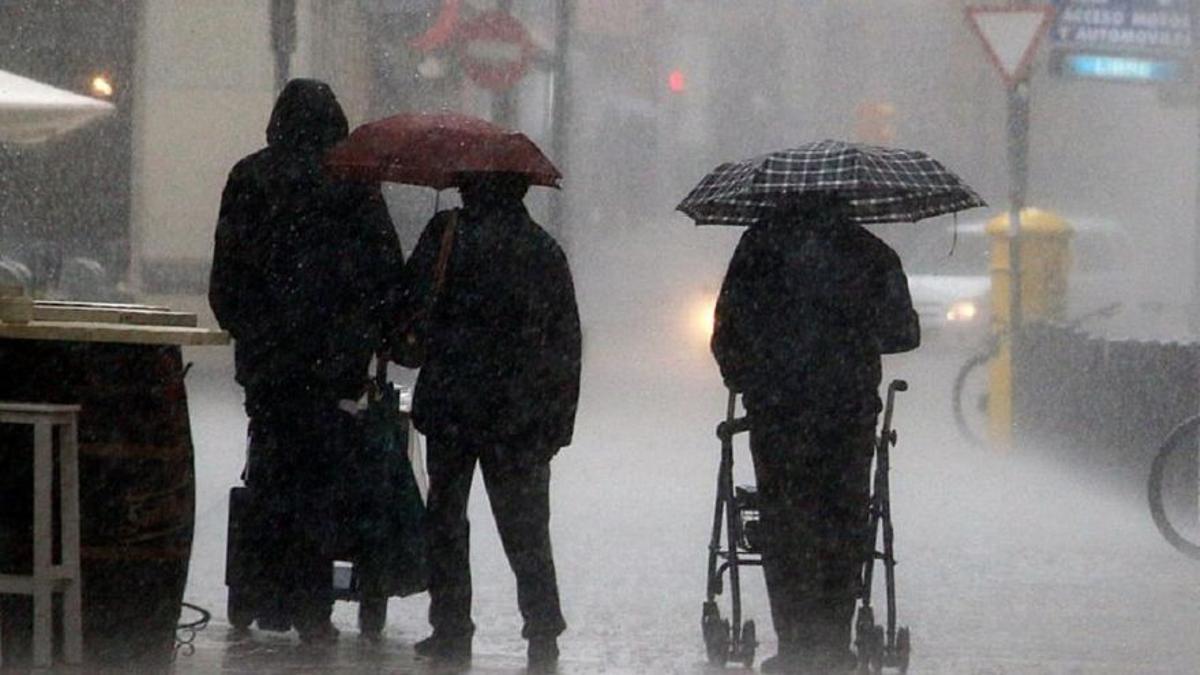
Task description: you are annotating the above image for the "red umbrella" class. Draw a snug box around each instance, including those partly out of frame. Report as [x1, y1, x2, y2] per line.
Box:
[324, 112, 561, 190]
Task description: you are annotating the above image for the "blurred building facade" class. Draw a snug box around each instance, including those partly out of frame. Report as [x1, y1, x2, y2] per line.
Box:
[130, 0, 568, 293]
[569, 0, 1196, 314]
[0, 0, 137, 296]
[0, 1, 1195, 313]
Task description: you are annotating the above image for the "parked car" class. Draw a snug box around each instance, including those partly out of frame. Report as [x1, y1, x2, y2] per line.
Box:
[874, 221, 991, 346]
[872, 215, 1131, 347]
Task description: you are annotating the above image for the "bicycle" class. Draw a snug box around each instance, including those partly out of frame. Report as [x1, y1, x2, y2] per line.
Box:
[951, 346, 992, 449]
[1148, 416, 1200, 561]
[951, 303, 1121, 448]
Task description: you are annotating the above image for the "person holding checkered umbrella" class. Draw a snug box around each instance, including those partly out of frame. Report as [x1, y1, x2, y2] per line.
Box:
[679, 140, 984, 673]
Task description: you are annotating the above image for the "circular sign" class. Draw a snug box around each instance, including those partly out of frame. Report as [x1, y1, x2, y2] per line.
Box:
[455, 10, 535, 92]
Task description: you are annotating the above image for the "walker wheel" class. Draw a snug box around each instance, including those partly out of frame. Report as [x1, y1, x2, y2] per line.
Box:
[869, 626, 885, 673]
[896, 627, 911, 674]
[738, 620, 757, 667]
[701, 601, 730, 666]
[856, 623, 883, 674]
[854, 609, 876, 673]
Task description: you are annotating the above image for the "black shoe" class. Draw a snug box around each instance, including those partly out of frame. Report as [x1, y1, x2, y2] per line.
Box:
[414, 633, 472, 662]
[795, 649, 857, 674]
[255, 614, 293, 633]
[827, 649, 859, 672]
[760, 652, 799, 673]
[527, 636, 559, 671]
[298, 621, 340, 646]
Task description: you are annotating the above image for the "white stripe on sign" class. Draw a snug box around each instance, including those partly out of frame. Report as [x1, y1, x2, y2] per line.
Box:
[465, 40, 524, 63]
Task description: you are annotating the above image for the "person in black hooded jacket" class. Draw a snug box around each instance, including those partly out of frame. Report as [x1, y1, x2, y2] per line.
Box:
[711, 192, 919, 673]
[209, 79, 403, 643]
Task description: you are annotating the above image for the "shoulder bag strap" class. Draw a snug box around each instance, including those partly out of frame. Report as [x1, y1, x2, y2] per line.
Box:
[431, 209, 457, 296]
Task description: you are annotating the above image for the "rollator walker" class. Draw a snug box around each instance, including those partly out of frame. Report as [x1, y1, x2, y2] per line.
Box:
[702, 380, 912, 673]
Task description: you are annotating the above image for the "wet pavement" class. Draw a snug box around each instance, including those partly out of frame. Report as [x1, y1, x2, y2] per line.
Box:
[160, 335, 1200, 674]
[15, 224, 1198, 674]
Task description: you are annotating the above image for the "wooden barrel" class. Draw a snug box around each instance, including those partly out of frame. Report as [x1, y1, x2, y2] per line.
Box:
[0, 339, 194, 667]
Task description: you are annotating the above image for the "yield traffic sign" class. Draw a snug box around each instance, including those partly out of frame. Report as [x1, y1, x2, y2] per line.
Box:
[967, 5, 1056, 86]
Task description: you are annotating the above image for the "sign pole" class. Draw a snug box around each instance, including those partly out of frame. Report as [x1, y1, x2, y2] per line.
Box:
[491, 0, 517, 126]
[966, 3, 1053, 449]
[269, 0, 296, 96]
[1007, 80, 1030, 331]
[1193, 0, 1200, 336]
[990, 77, 1031, 449]
[549, 0, 573, 246]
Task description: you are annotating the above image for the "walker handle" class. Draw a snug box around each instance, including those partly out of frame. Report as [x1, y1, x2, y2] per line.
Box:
[717, 416, 751, 442]
[880, 379, 907, 448]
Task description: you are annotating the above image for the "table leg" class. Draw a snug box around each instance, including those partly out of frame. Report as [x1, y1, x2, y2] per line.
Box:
[31, 422, 52, 668]
[61, 419, 83, 664]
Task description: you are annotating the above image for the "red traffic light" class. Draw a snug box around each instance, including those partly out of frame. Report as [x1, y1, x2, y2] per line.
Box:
[668, 69, 686, 93]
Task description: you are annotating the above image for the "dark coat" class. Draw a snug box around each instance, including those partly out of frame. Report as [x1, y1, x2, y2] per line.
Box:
[400, 202, 581, 452]
[209, 79, 404, 414]
[711, 218, 919, 420]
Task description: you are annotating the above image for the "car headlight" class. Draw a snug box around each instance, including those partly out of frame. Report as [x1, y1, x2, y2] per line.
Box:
[946, 299, 979, 322]
[692, 293, 718, 341]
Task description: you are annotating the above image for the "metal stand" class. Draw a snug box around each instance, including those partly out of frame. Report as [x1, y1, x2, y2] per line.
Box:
[701, 390, 758, 668]
[855, 380, 911, 673]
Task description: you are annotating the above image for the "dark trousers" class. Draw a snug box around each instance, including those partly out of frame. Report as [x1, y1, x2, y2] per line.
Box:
[748, 412, 875, 656]
[246, 399, 351, 631]
[425, 436, 566, 640]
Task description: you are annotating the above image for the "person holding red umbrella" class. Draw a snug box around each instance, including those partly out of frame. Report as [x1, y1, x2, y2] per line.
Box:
[326, 112, 578, 669]
[393, 170, 580, 670]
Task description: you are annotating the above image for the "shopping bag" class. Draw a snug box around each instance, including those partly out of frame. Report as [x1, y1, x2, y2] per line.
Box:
[354, 373, 428, 598]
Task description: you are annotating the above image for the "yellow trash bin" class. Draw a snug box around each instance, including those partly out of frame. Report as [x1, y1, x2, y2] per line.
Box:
[984, 208, 1072, 446]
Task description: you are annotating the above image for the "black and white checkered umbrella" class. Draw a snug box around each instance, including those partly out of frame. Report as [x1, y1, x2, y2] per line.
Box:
[676, 140, 986, 226]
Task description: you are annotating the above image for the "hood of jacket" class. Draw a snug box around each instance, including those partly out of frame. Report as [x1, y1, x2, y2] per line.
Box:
[266, 78, 349, 152]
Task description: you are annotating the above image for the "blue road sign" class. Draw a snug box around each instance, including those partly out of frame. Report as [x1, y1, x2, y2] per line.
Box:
[1062, 53, 1183, 81]
[1051, 0, 1192, 56]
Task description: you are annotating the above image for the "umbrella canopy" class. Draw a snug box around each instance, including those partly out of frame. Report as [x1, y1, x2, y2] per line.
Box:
[0, 68, 115, 144]
[325, 112, 561, 189]
[677, 140, 985, 226]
